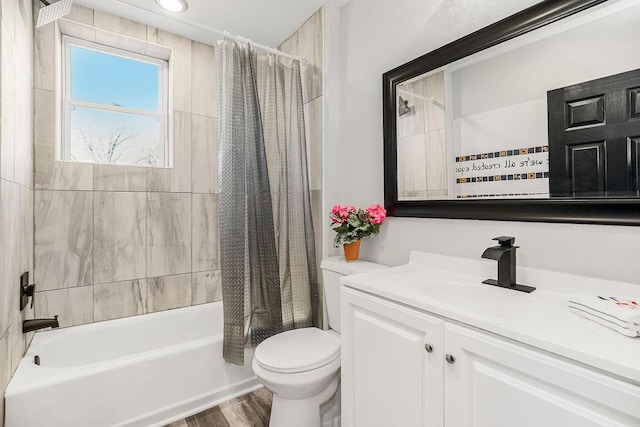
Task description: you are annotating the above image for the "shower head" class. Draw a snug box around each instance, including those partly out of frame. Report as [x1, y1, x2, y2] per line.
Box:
[398, 96, 411, 116]
[36, 0, 73, 28]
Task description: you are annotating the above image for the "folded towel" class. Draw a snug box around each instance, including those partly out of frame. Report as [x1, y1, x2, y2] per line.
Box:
[569, 306, 639, 337]
[569, 292, 640, 338]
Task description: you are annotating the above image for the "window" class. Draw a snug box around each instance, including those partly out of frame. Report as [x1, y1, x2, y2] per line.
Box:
[62, 36, 170, 167]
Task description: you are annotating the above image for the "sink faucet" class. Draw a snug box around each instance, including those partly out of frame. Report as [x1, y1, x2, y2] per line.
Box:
[481, 236, 535, 293]
[23, 315, 59, 333]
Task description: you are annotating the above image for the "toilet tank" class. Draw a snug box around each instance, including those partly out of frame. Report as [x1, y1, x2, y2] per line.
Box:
[320, 257, 388, 332]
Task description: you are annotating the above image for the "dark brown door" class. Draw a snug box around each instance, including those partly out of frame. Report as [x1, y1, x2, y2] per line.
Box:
[547, 68, 640, 198]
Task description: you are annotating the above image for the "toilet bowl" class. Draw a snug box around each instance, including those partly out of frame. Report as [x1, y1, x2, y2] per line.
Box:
[252, 257, 388, 427]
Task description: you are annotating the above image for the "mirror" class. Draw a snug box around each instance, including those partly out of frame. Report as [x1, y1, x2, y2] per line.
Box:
[383, 0, 640, 225]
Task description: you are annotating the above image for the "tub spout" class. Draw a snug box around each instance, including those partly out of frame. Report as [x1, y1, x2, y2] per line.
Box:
[23, 315, 59, 333]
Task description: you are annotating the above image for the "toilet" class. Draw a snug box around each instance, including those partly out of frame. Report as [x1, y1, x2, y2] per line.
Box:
[252, 257, 388, 427]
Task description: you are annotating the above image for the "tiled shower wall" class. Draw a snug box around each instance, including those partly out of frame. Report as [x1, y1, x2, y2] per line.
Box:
[0, 0, 35, 425]
[32, 5, 324, 327]
[32, 4, 221, 327]
[397, 71, 447, 200]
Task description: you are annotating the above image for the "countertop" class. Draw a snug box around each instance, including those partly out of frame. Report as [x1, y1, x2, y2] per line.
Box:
[340, 251, 640, 384]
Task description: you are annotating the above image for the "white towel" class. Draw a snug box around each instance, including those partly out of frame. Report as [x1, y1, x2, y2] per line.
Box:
[569, 293, 640, 337]
[569, 306, 639, 337]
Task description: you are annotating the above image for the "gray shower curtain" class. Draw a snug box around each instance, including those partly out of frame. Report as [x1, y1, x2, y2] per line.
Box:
[217, 41, 317, 365]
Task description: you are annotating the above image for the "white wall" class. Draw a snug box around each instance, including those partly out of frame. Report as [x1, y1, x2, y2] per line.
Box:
[332, 0, 640, 284]
[453, 2, 640, 119]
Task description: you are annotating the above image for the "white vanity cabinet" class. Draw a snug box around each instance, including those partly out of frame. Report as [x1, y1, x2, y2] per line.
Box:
[341, 288, 445, 427]
[341, 287, 640, 427]
[444, 322, 640, 427]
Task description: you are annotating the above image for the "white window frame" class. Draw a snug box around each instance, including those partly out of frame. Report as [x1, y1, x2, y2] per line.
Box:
[61, 35, 171, 167]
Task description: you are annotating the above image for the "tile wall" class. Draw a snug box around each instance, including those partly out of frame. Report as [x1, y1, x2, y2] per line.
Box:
[397, 71, 447, 200]
[0, 0, 35, 425]
[31, 5, 324, 328]
[32, 4, 221, 327]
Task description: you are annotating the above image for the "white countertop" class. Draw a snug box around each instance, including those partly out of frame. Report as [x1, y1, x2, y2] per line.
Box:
[340, 251, 640, 384]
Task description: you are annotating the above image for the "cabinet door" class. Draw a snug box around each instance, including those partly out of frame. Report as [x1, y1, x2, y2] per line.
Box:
[341, 288, 444, 427]
[444, 323, 640, 427]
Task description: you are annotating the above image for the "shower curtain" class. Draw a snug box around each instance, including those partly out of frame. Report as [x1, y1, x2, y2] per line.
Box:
[217, 40, 318, 365]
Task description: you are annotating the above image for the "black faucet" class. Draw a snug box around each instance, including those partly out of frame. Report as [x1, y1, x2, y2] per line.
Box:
[481, 236, 535, 293]
[23, 315, 59, 333]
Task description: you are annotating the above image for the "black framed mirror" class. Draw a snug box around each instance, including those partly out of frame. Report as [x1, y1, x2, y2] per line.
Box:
[383, 0, 640, 225]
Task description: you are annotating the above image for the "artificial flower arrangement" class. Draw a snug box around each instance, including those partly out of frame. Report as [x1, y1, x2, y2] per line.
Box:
[329, 204, 387, 261]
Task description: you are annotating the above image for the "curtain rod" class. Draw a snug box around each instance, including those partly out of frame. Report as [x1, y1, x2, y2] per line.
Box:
[95, 0, 308, 64]
[152, 6, 308, 63]
[219, 30, 307, 64]
[398, 89, 435, 104]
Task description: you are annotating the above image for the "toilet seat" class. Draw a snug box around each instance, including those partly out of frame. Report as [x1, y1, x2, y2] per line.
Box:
[255, 328, 340, 374]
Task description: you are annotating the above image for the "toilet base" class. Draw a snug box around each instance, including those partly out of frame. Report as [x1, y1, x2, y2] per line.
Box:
[269, 374, 340, 427]
[320, 381, 341, 427]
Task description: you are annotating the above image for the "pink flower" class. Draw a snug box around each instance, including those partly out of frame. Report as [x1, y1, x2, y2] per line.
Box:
[366, 204, 387, 225]
[330, 204, 354, 223]
[331, 204, 356, 221]
[330, 202, 385, 246]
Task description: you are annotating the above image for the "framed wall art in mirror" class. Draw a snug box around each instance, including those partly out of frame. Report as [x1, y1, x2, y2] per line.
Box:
[383, 0, 640, 225]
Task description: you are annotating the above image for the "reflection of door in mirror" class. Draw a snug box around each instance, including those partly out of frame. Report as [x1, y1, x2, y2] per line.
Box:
[396, 71, 446, 201]
[547, 68, 640, 198]
[394, 0, 640, 201]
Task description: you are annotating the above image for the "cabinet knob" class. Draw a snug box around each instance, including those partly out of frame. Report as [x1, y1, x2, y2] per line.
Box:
[445, 353, 456, 364]
[424, 343, 433, 353]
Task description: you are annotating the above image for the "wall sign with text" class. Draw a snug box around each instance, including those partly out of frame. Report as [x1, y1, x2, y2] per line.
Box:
[454, 145, 549, 198]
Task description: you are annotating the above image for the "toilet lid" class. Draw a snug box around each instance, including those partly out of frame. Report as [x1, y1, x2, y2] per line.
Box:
[255, 328, 340, 374]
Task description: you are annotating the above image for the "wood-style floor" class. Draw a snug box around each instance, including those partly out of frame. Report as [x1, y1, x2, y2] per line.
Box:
[165, 387, 273, 427]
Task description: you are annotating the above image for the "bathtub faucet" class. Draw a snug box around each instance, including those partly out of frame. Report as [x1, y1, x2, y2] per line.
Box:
[23, 315, 59, 333]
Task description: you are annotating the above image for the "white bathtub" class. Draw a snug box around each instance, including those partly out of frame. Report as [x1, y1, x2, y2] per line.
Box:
[4, 302, 260, 427]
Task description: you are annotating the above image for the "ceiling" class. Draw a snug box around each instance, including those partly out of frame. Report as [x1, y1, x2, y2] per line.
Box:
[75, 0, 328, 47]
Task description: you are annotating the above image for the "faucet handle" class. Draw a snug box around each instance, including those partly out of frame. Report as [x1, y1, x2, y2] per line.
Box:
[27, 284, 36, 309]
[492, 236, 516, 247]
[20, 272, 36, 311]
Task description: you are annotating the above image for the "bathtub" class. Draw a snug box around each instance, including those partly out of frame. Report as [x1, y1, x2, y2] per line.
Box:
[4, 302, 260, 427]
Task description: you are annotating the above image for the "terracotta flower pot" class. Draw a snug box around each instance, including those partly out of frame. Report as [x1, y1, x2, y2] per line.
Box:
[343, 240, 361, 262]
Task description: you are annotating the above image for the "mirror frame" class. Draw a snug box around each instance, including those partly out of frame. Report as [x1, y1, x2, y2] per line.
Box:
[383, 0, 640, 226]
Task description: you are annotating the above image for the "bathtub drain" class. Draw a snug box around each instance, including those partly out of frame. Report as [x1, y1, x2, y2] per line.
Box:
[34, 355, 40, 365]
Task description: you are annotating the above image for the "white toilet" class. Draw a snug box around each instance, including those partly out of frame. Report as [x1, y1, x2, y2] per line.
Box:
[252, 257, 387, 427]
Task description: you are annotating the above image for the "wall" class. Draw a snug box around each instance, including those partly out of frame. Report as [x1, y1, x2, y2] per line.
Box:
[0, 0, 34, 424]
[449, 4, 640, 198]
[397, 71, 447, 200]
[32, 4, 222, 327]
[333, 0, 640, 285]
[32, 5, 325, 328]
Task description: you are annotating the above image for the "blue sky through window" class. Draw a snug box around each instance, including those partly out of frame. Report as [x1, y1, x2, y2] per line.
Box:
[67, 42, 165, 167]
[70, 45, 160, 111]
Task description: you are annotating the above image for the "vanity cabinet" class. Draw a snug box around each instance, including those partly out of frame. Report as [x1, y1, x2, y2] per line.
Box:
[340, 288, 445, 427]
[341, 287, 640, 427]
